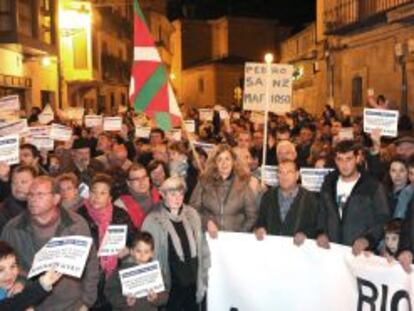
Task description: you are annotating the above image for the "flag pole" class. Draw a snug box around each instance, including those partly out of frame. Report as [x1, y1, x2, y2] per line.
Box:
[261, 53, 274, 186]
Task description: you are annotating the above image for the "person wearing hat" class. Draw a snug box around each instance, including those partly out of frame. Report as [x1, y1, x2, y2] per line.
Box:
[395, 136, 414, 160]
[60, 138, 104, 186]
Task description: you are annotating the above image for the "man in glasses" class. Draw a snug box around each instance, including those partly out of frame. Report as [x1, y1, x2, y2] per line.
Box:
[1, 176, 99, 311]
[114, 163, 161, 229]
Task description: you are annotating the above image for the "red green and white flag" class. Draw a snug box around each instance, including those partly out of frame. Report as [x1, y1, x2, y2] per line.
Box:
[129, 0, 181, 131]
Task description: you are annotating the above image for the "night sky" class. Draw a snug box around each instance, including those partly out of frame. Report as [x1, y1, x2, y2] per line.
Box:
[168, 0, 316, 31]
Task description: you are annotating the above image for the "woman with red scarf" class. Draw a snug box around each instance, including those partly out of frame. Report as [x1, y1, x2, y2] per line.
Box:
[77, 173, 135, 311]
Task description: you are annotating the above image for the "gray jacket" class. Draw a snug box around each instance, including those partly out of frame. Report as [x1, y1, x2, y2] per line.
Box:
[190, 175, 258, 232]
[1, 208, 99, 311]
[142, 204, 210, 303]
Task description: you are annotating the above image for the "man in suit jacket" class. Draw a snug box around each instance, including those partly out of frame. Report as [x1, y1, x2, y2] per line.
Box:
[254, 160, 319, 245]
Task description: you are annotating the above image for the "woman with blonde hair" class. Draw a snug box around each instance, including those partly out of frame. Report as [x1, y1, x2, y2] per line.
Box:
[189, 144, 257, 238]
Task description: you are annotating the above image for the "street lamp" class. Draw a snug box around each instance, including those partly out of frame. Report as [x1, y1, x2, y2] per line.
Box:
[261, 52, 274, 186]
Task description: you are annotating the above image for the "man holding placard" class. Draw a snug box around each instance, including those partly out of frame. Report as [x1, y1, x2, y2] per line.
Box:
[0, 176, 99, 311]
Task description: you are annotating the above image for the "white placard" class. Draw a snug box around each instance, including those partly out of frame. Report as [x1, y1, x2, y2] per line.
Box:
[170, 129, 182, 141]
[0, 135, 19, 165]
[199, 109, 213, 121]
[338, 127, 354, 140]
[243, 63, 293, 114]
[0, 95, 20, 112]
[28, 236, 93, 279]
[103, 117, 122, 131]
[26, 136, 54, 151]
[38, 104, 54, 125]
[84, 115, 103, 128]
[28, 126, 51, 138]
[193, 141, 215, 155]
[98, 225, 127, 257]
[208, 232, 414, 311]
[135, 127, 151, 138]
[0, 120, 28, 137]
[51, 123, 72, 142]
[119, 261, 165, 298]
[263, 165, 278, 187]
[300, 168, 334, 192]
[184, 120, 195, 133]
[363, 108, 399, 137]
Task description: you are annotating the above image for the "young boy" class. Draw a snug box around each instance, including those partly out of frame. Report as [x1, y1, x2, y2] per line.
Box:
[105, 231, 168, 311]
[381, 219, 402, 258]
[0, 241, 62, 310]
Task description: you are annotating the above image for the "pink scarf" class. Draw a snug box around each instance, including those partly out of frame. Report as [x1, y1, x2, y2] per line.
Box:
[84, 200, 118, 276]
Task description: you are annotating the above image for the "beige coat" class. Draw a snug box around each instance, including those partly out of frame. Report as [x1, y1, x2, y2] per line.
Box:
[189, 175, 258, 232]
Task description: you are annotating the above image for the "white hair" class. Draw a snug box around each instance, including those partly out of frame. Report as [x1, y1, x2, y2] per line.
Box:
[159, 176, 187, 195]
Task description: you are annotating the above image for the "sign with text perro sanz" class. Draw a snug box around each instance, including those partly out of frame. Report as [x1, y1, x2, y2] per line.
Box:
[243, 63, 293, 114]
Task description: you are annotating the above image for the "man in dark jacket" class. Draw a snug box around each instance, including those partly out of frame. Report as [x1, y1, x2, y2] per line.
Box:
[255, 160, 319, 244]
[316, 140, 390, 255]
[0, 165, 37, 234]
[1, 176, 99, 310]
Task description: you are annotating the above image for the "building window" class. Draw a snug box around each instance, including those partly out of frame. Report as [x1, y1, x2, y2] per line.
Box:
[0, 0, 12, 32]
[198, 77, 204, 93]
[352, 76, 363, 107]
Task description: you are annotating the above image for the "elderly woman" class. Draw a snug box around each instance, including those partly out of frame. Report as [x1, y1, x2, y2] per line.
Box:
[77, 173, 135, 310]
[142, 176, 210, 311]
[56, 173, 84, 211]
[190, 144, 257, 238]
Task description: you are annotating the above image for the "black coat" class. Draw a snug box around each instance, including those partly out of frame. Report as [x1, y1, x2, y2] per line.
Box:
[0, 280, 49, 311]
[0, 196, 27, 234]
[77, 205, 136, 310]
[256, 186, 319, 238]
[317, 171, 390, 248]
[399, 197, 414, 253]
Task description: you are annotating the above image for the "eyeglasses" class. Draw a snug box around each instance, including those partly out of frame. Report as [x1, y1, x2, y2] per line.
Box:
[28, 192, 53, 199]
[128, 176, 149, 182]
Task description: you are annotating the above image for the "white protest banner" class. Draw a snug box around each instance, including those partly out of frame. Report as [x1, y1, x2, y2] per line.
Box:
[26, 136, 54, 151]
[84, 115, 103, 128]
[263, 165, 278, 187]
[103, 117, 122, 131]
[28, 236, 93, 279]
[193, 141, 215, 155]
[184, 120, 195, 133]
[0, 135, 19, 165]
[28, 126, 51, 138]
[208, 233, 414, 311]
[339, 127, 354, 140]
[364, 108, 399, 137]
[135, 126, 151, 138]
[119, 261, 165, 298]
[50, 123, 72, 142]
[98, 225, 127, 257]
[243, 63, 293, 114]
[0, 95, 20, 112]
[300, 168, 334, 192]
[0, 120, 28, 137]
[199, 109, 213, 121]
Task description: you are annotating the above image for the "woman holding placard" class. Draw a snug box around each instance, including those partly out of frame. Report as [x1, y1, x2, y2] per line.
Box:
[189, 144, 257, 237]
[77, 173, 135, 311]
[142, 176, 210, 311]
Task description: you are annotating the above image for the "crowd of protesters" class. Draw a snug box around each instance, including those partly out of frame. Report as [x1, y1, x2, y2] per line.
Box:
[0, 94, 413, 310]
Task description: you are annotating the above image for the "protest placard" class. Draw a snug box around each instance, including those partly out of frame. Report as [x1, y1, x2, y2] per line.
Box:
[26, 136, 54, 151]
[170, 129, 182, 141]
[262, 165, 278, 187]
[84, 115, 103, 128]
[338, 127, 354, 140]
[199, 109, 213, 121]
[193, 141, 216, 155]
[50, 123, 72, 142]
[243, 63, 293, 114]
[98, 225, 128, 257]
[363, 108, 399, 137]
[184, 120, 195, 133]
[0, 135, 19, 165]
[28, 126, 51, 138]
[38, 104, 54, 125]
[28, 236, 93, 279]
[103, 117, 122, 131]
[0, 95, 20, 112]
[135, 126, 151, 138]
[0, 120, 28, 137]
[300, 168, 334, 193]
[119, 261, 165, 298]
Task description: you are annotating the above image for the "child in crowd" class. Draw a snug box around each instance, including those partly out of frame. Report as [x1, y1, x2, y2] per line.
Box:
[0, 241, 62, 311]
[381, 219, 402, 258]
[105, 231, 168, 311]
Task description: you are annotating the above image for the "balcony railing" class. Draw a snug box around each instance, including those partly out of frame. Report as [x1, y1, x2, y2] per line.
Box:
[324, 0, 413, 34]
